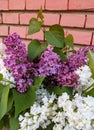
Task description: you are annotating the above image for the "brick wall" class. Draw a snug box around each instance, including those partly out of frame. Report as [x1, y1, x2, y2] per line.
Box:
[0, 0, 94, 46]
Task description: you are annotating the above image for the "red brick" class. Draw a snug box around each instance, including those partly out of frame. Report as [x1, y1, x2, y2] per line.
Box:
[20, 13, 37, 25]
[44, 13, 60, 25]
[0, 0, 8, 10]
[9, 26, 27, 38]
[0, 15, 2, 23]
[3, 13, 19, 24]
[26, 0, 44, 10]
[9, 0, 25, 10]
[0, 25, 8, 36]
[69, 0, 94, 10]
[22, 40, 31, 48]
[46, 0, 68, 10]
[66, 30, 92, 45]
[92, 34, 94, 45]
[60, 14, 85, 27]
[86, 15, 94, 28]
[26, 28, 43, 40]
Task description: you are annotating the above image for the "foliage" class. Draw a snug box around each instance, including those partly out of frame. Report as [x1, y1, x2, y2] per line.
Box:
[0, 8, 94, 130]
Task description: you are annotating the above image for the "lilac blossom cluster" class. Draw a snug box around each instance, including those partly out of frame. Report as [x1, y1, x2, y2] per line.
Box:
[54, 61, 79, 87]
[53, 46, 94, 88]
[3, 32, 94, 91]
[35, 46, 62, 76]
[4, 33, 34, 93]
[68, 46, 94, 71]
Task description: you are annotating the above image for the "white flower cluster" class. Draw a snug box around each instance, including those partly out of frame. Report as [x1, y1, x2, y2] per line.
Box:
[75, 65, 94, 93]
[0, 43, 15, 88]
[19, 87, 57, 130]
[19, 88, 94, 130]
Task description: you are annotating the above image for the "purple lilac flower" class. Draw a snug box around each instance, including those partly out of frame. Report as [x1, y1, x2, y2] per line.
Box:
[35, 46, 62, 76]
[68, 46, 94, 71]
[53, 61, 79, 88]
[4, 33, 34, 93]
[54, 46, 94, 88]
[55, 72, 79, 87]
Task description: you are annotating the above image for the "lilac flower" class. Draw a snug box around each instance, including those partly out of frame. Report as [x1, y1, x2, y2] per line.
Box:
[55, 72, 79, 87]
[4, 33, 34, 93]
[54, 46, 94, 87]
[35, 46, 62, 76]
[68, 46, 94, 71]
[52, 61, 79, 88]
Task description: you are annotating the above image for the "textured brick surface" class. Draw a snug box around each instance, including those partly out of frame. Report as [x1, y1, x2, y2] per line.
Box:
[26, 29, 43, 40]
[0, 0, 93, 46]
[9, 0, 25, 10]
[0, 26, 8, 36]
[0, 0, 8, 10]
[9, 26, 27, 38]
[92, 34, 94, 45]
[20, 13, 37, 24]
[44, 13, 60, 25]
[22, 40, 31, 48]
[26, 0, 45, 10]
[46, 0, 68, 10]
[69, 0, 94, 10]
[3, 13, 19, 24]
[60, 14, 85, 27]
[66, 30, 92, 45]
[86, 15, 94, 28]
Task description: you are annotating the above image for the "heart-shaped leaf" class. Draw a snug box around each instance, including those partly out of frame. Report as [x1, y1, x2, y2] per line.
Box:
[28, 40, 47, 61]
[28, 18, 42, 35]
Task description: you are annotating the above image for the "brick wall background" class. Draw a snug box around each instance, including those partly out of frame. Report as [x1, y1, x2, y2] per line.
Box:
[0, 0, 94, 46]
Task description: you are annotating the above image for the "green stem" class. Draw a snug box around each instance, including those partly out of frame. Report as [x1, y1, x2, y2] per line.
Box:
[2, 78, 15, 85]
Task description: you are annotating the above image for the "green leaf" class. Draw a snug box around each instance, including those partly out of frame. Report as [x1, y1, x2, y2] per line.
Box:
[88, 50, 94, 78]
[53, 47, 67, 61]
[45, 24, 64, 48]
[9, 116, 19, 130]
[28, 18, 42, 35]
[50, 24, 64, 37]
[13, 87, 36, 118]
[37, 6, 44, 22]
[65, 34, 74, 48]
[31, 77, 45, 91]
[0, 120, 3, 130]
[0, 73, 3, 81]
[45, 31, 64, 48]
[46, 86, 73, 97]
[86, 84, 94, 97]
[0, 86, 10, 120]
[7, 91, 14, 112]
[28, 40, 47, 61]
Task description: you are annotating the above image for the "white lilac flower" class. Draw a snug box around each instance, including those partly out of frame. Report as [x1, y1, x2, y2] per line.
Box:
[75, 65, 94, 93]
[19, 90, 94, 130]
[19, 89, 57, 130]
[0, 43, 15, 88]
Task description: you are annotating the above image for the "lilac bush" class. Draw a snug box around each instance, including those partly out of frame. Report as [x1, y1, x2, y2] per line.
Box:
[4, 33, 35, 93]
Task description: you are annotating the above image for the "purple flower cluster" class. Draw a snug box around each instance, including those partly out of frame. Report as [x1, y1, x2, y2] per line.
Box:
[35, 46, 61, 76]
[3, 32, 94, 91]
[53, 46, 94, 87]
[53, 61, 79, 87]
[68, 46, 94, 71]
[4, 33, 34, 93]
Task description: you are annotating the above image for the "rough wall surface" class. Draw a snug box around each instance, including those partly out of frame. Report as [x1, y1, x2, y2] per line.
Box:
[0, 0, 94, 46]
